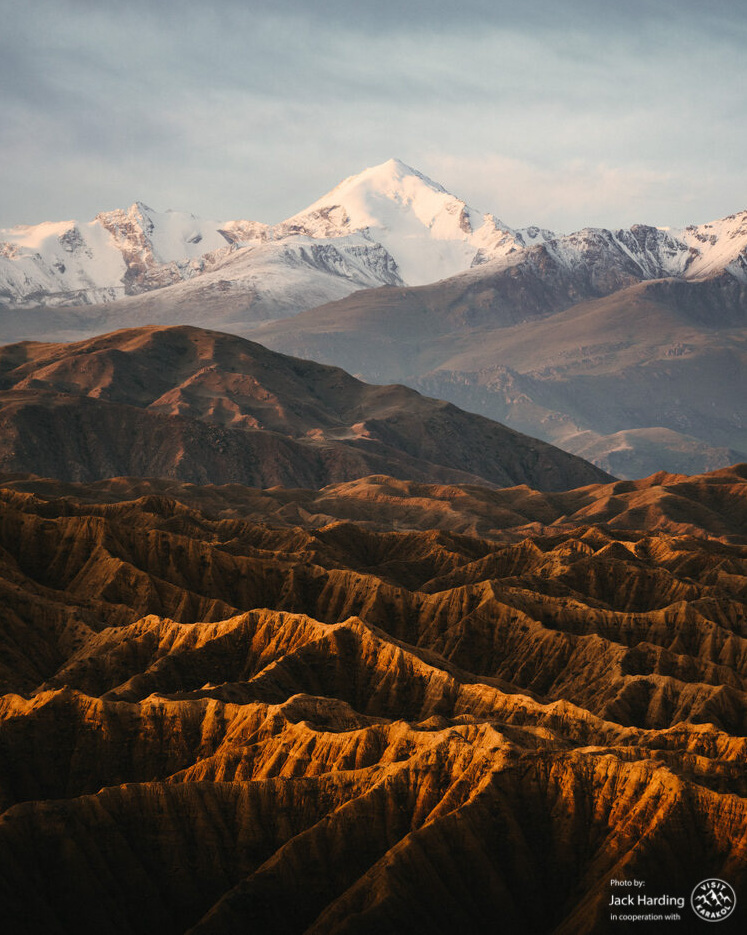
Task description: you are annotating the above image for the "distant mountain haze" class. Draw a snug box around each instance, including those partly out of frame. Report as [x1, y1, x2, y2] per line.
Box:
[2, 159, 745, 479]
[255, 270, 747, 479]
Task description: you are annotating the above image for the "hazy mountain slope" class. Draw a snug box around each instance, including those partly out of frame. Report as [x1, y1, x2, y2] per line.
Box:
[254, 271, 747, 478]
[0, 324, 610, 490]
[0, 470, 745, 934]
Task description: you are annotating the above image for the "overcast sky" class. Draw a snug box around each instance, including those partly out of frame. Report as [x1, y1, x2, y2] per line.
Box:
[2, 0, 746, 232]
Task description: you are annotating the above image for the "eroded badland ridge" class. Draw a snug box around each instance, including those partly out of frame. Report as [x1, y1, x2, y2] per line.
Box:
[0, 464, 745, 934]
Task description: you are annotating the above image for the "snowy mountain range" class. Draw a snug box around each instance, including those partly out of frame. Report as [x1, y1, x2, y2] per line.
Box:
[2, 158, 746, 317]
[0, 160, 550, 310]
[1, 158, 746, 479]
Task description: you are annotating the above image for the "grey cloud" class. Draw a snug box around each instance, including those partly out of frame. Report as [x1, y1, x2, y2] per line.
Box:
[52, 0, 747, 37]
[1, 0, 745, 230]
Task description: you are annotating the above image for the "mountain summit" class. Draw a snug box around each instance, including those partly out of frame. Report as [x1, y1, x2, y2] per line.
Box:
[276, 158, 549, 285]
[0, 158, 551, 309]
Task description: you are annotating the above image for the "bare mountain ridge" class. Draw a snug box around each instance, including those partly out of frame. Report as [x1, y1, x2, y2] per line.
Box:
[0, 324, 610, 491]
[0, 469, 745, 933]
[4, 463, 744, 542]
[254, 269, 747, 478]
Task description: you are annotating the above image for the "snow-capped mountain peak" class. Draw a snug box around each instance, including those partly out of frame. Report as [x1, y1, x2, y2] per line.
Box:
[277, 158, 531, 285]
[310, 158, 448, 202]
[94, 202, 251, 265]
[280, 158, 478, 235]
[0, 158, 552, 306]
[0, 204, 271, 307]
[0, 215, 128, 306]
[680, 209, 747, 281]
[1, 161, 746, 313]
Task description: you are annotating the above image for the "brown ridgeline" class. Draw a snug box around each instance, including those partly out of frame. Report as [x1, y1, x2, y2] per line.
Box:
[0, 324, 610, 491]
[0, 464, 745, 934]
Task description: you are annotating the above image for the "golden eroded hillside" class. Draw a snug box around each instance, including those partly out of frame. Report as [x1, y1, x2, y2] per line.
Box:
[0, 468, 745, 933]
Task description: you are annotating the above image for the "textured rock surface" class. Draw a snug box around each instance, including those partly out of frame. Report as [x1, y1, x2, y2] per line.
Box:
[0, 470, 745, 933]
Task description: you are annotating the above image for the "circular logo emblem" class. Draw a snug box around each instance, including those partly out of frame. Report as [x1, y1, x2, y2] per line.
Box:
[691, 879, 737, 922]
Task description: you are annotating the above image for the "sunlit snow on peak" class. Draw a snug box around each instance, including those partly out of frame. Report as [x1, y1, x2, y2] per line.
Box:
[1, 161, 746, 308]
[278, 158, 534, 285]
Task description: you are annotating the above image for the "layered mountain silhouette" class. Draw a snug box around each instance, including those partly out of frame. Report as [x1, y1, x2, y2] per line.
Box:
[0, 466, 745, 934]
[1, 162, 746, 934]
[0, 324, 610, 490]
[2, 159, 745, 477]
[254, 266, 747, 478]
